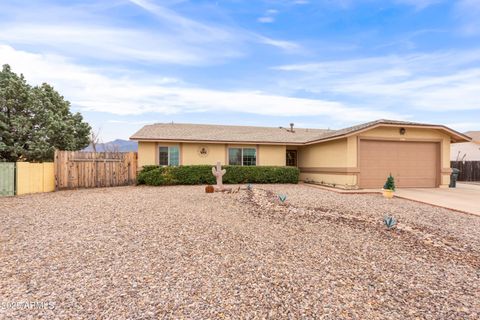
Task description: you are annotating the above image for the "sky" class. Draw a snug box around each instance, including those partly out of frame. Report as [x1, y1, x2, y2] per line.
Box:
[1, 0, 479, 141]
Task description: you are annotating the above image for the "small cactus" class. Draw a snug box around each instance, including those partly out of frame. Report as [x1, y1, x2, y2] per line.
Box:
[384, 215, 397, 230]
[278, 194, 287, 203]
[247, 183, 253, 190]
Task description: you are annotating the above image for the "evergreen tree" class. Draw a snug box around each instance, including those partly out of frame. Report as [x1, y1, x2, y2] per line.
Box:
[383, 174, 396, 191]
[0, 64, 91, 162]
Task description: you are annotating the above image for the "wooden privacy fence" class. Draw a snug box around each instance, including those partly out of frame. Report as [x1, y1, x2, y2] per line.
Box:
[451, 161, 480, 181]
[0, 162, 15, 196]
[0, 162, 55, 196]
[16, 162, 55, 195]
[55, 151, 137, 190]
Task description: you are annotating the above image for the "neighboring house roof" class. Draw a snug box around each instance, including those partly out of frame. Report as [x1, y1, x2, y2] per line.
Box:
[464, 131, 480, 143]
[451, 130, 480, 161]
[130, 119, 471, 145]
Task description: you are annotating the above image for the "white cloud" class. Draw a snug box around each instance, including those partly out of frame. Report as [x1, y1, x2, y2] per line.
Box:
[256, 36, 300, 51]
[126, 0, 300, 54]
[0, 45, 399, 122]
[0, 0, 300, 66]
[257, 8, 279, 23]
[0, 24, 222, 65]
[274, 50, 480, 111]
[258, 16, 275, 23]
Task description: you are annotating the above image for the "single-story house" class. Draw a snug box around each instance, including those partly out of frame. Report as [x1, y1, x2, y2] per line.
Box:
[130, 119, 471, 189]
[451, 131, 480, 161]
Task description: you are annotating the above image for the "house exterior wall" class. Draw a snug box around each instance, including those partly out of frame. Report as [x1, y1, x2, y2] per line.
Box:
[137, 141, 287, 167]
[258, 145, 286, 166]
[299, 172, 357, 187]
[138, 141, 157, 168]
[298, 127, 452, 189]
[182, 143, 226, 165]
[299, 138, 348, 167]
[297, 138, 356, 188]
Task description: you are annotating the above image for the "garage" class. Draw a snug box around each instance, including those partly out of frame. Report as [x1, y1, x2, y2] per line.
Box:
[359, 140, 440, 189]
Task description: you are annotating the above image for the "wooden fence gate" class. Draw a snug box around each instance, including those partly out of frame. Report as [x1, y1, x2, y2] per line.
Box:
[54, 151, 137, 190]
[0, 162, 15, 196]
[451, 161, 480, 181]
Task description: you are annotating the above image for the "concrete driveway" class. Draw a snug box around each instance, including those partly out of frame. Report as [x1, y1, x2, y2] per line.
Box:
[395, 183, 480, 216]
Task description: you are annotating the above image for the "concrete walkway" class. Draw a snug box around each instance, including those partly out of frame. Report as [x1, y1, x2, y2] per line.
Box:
[395, 183, 480, 216]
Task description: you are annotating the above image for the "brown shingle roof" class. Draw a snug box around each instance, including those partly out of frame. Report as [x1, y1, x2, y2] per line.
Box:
[130, 119, 471, 144]
[130, 123, 333, 144]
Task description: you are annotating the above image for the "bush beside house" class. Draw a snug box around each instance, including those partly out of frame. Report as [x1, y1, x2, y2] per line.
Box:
[137, 165, 299, 185]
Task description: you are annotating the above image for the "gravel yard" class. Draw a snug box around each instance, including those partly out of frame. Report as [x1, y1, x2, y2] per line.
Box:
[1, 184, 479, 319]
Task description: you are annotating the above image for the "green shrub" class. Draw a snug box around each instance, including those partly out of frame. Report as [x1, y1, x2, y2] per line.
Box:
[137, 166, 161, 184]
[383, 174, 396, 191]
[137, 165, 299, 185]
[141, 165, 159, 173]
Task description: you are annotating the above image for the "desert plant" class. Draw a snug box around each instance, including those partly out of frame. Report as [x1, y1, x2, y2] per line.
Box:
[205, 185, 214, 193]
[278, 194, 287, 203]
[247, 183, 253, 190]
[384, 215, 397, 230]
[383, 174, 396, 191]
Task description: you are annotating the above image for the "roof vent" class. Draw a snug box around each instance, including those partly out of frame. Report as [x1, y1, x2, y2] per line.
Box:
[289, 123, 295, 133]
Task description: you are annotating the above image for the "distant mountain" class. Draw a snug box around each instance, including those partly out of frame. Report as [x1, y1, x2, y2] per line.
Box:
[84, 139, 138, 152]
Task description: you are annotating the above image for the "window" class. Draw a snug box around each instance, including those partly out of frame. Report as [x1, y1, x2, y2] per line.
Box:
[159, 147, 169, 166]
[286, 150, 297, 167]
[228, 148, 242, 165]
[159, 146, 180, 166]
[228, 147, 256, 166]
[242, 148, 256, 166]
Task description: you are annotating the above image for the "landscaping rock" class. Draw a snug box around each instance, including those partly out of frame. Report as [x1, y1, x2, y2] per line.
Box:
[0, 185, 478, 319]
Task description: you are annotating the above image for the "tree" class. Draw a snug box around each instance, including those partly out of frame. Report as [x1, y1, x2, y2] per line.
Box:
[89, 128, 102, 153]
[383, 174, 396, 191]
[0, 64, 91, 162]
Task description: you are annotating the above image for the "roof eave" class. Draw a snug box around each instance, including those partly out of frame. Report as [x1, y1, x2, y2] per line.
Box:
[304, 122, 472, 145]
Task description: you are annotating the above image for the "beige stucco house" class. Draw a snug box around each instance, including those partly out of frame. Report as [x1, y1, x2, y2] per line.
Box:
[130, 119, 471, 189]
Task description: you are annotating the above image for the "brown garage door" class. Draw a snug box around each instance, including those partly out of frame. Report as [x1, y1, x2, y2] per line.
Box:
[359, 140, 439, 189]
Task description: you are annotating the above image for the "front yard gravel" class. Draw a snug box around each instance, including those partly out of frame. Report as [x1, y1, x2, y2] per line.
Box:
[0, 184, 479, 319]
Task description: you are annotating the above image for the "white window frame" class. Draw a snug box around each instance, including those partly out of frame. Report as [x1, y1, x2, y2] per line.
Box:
[158, 145, 180, 166]
[228, 147, 257, 166]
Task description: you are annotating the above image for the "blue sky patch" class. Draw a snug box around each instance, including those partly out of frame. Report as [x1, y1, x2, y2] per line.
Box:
[1, 0, 479, 140]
